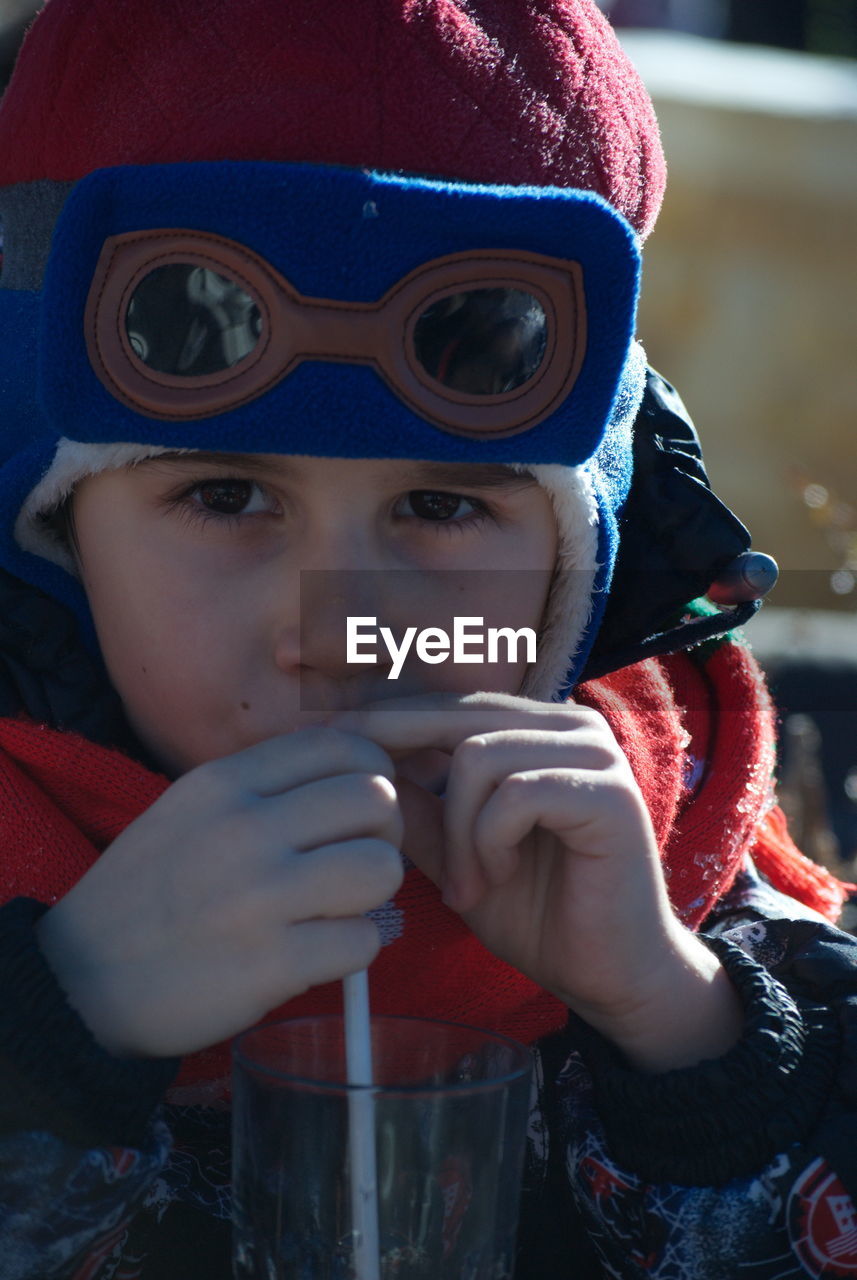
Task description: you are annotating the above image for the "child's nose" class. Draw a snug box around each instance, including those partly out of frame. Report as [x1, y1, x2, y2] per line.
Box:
[274, 567, 394, 686]
[297, 509, 389, 575]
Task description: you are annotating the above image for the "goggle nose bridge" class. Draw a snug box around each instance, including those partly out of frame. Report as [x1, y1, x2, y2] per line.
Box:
[272, 295, 386, 366]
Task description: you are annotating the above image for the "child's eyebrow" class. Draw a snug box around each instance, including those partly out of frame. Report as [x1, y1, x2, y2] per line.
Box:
[139, 450, 286, 474]
[138, 453, 536, 491]
[397, 463, 537, 491]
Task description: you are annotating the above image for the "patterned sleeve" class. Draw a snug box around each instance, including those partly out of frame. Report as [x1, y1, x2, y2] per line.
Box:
[0, 1120, 173, 1280]
[551, 913, 857, 1279]
[0, 897, 183, 1278]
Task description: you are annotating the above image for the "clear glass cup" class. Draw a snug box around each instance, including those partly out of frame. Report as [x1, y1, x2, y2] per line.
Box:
[232, 1015, 533, 1279]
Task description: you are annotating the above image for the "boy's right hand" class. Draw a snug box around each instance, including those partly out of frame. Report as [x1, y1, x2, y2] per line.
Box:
[35, 730, 404, 1059]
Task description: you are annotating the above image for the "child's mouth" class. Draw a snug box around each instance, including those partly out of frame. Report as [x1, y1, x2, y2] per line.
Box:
[296, 669, 426, 715]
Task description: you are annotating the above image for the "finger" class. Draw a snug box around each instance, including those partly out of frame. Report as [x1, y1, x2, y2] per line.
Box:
[259, 772, 402, 853]
[443, 732, 619, 909]
[197, 727, 397, 799]
[394, 747, 452, 794]
[275, 916, 384, 997]
[275, 838, 404, 921]
[394, 775, 446, 888]
[471, 767, 652, 880]
[331, 695, 597, 757]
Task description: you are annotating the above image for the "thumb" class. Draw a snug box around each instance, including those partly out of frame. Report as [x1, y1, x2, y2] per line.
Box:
[394, 775, 446, 889]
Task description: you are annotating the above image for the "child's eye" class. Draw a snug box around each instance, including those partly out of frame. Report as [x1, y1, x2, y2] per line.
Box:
[174, 478, 278, 522]
[399, 490, 484, 523]
[193, 479, 266, 515]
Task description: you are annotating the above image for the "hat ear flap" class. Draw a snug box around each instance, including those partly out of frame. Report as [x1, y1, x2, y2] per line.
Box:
[582, 367, 774, 680]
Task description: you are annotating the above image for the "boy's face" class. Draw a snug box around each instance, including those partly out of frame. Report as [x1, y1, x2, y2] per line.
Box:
[71, 453, 558, 776]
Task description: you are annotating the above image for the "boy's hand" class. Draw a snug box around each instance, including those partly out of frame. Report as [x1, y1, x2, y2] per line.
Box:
[332, 693, 743, 1072]
[36, 730, 404, 1058]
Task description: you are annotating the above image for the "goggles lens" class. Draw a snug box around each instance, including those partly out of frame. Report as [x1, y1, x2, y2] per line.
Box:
[412, 288, 548, 396]
[126, 264, 263, 376]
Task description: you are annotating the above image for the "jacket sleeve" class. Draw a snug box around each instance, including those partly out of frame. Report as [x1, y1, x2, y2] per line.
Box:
[0, 897, 180, 1279]
[553, 916, 857, 1278]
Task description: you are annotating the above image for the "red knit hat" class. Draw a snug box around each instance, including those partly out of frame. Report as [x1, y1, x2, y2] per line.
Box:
[0, 0, 665, 239]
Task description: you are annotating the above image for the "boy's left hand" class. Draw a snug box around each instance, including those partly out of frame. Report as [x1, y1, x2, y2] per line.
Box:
[331, 692, 743, 1072]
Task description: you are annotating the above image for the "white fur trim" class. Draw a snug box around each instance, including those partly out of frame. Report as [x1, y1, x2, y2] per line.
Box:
[517, 463, 600, 700]
[14, 438, 194, 574]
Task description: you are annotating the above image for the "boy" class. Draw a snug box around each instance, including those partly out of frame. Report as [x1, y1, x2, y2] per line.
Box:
[0, 1, 855, 1277]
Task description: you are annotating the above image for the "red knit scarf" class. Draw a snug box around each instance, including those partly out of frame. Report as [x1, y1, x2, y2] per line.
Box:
[0, 641, 849, 1103]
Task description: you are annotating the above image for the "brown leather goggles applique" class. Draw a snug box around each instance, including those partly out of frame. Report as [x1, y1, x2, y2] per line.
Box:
[85, 230, 588, 437]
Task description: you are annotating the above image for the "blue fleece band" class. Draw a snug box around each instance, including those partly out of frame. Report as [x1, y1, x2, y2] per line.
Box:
[37, 161, 639, 460]
[558, 337, 644, 693]
[0, 291, 40, 455]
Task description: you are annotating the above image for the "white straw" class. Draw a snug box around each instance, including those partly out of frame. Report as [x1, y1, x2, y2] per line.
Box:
[343, 969, 381, 1280]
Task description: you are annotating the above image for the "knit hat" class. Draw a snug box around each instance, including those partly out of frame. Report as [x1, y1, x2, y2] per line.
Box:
[0, 0, 666, 694]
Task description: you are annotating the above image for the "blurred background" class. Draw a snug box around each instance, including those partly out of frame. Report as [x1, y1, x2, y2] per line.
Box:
[595, 2, 857, 905]
[0, 1, 855, 907]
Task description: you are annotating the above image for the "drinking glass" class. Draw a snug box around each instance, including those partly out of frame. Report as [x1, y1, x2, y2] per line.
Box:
[232, 1015, 533, 1279]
